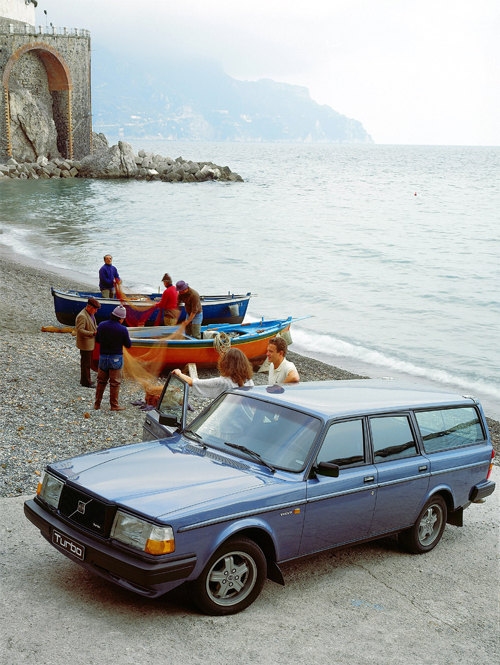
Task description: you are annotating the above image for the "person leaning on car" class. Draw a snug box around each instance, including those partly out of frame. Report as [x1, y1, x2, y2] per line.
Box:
[75, 297, 100, 388]
[94, 305, 131, 412]
[266, 336, 300, 384]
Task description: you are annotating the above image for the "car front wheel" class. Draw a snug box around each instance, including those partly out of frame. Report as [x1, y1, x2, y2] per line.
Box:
[192, 537, 267, 615]
[399, 495, 447, 554]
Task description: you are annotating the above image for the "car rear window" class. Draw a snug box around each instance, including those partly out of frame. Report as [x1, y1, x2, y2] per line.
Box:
[415, 407, 484, 453]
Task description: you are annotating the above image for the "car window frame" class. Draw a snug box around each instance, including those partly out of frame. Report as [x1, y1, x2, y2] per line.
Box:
[156, 371, 189, 430]
[412, 404, 487, 454]
[312, 416, 370, 471]
[367, 411, 422, 463]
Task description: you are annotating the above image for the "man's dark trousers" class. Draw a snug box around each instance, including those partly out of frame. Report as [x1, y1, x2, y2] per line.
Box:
[80, 350, 93, 386]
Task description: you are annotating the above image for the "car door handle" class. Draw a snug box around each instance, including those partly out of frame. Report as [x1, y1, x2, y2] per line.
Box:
[364, 476, 375, 483]
[418, 465, 428, 472]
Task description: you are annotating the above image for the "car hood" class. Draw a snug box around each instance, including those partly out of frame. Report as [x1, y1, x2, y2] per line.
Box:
[49, 438, 276, 518]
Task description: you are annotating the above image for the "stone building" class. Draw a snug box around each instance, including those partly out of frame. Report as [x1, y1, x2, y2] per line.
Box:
[0, 0, 92, 161]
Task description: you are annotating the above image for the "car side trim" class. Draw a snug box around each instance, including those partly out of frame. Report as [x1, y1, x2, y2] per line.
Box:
[306, 485, 376, 503]
[376, 473, 431, 489]
[177, 501, 304, 532]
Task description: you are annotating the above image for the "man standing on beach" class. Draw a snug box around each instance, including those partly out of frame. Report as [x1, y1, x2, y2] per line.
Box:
[176, 280, 203, 339]
[99, 254, 121, 298]
[95, 305, 131, 411]
[158, 273, 179, 325]
[75, 298, 100, 388]
[266, 337, 300, 384]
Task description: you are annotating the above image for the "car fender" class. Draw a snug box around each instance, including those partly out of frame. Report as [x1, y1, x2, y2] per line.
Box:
[194, 516, 279, 574]
[416, 483, 457, 518]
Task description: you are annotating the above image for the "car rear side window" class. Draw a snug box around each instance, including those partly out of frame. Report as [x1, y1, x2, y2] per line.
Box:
[370, 415, 417, 462]
[317, 419, 365, 467]
[415, 407, 484, 453]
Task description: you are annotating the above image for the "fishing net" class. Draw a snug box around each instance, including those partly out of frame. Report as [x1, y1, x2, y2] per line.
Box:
[115, 282, 175, 327]
[122, 323, 188, 404]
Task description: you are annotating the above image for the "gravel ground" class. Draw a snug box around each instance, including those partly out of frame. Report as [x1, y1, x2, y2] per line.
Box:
[1, 252, 498, 498]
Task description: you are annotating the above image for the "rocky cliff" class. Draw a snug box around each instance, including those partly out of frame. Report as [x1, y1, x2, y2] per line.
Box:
[92, 50, 373, 144]
[7, 53, 60, 162]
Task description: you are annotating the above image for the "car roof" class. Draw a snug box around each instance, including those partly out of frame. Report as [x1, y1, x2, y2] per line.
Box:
[234, 379, 476, 420]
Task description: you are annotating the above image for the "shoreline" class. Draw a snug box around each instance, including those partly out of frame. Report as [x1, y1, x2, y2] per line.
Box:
[3, 238, 499, 419]
[1, 250, 498, 498]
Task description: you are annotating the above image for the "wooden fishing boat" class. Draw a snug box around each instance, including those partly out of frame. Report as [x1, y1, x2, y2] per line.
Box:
[51, 287, 252, 326]
[119, 318, 296, 373]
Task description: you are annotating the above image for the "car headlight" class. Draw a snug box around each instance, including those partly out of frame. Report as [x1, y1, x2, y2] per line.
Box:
[110, 511, 175, 555]
[37, 471, 64, 509]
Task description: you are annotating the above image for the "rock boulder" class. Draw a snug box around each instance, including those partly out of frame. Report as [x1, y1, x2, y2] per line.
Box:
[8, 79, 60, 162]
[78, 141, 138, 179]
[92, 132, 109, 155]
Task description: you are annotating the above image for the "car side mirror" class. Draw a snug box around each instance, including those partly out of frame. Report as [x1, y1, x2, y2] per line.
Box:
[315, 462, 340, 477]
[159, 414, 179, 428]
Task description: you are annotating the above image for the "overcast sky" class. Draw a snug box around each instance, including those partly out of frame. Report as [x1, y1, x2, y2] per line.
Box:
[36, 0, 499, 145]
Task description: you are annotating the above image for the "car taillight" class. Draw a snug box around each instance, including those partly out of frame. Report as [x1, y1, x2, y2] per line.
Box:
[486, 450, 495, 480]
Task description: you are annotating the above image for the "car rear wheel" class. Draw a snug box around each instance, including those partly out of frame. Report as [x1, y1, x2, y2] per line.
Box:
[192, 537, 267, 615]
[399, 495, 447, 554]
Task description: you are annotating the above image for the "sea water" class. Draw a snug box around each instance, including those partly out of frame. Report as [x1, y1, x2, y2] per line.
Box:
[1, 143, 499, 416]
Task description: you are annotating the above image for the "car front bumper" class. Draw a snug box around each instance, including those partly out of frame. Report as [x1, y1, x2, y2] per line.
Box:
[24, 499, 197, 598]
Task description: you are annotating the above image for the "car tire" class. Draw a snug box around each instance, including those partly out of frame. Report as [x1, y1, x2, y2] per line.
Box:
[399, 495, 447, 554]
[192, 537, 267, 616]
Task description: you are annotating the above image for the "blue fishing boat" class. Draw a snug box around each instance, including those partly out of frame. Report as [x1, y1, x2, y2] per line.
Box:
[51, 288, 253, 327]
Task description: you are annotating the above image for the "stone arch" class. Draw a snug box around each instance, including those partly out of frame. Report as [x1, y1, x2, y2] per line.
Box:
[3, 43, 74, 159]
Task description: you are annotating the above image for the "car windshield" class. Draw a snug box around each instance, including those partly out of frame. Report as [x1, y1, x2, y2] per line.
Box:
[188, 393, 322, 472]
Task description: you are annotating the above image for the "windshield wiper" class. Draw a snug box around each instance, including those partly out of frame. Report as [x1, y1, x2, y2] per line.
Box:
[184, 429, 206, 447]
[224, 442, 276, 473]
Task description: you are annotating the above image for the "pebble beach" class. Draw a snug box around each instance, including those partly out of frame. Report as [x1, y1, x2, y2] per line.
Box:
[1, 251, 498, 499]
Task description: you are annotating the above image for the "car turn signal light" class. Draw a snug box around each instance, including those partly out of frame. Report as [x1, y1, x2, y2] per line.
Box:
[145, 538, 176, 555]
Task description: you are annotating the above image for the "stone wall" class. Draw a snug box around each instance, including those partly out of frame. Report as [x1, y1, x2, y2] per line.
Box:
[0, 25, 92, 161]
[0, 0, 36, 27]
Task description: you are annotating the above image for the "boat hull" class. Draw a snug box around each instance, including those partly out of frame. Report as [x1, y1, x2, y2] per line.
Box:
[51, 288, 252, 327]
[92, 319, 292, 373]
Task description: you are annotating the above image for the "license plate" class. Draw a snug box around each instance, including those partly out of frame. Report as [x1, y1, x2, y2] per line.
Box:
[52, 530, 85, 561]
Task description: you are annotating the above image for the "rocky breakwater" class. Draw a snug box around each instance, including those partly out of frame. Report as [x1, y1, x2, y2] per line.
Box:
[78, 141, 244, 182]
[0, 156, 81, 180]
[0, 140, 243, 183]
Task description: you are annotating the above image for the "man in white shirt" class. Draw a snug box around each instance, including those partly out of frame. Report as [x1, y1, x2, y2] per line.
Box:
[266, 336, 300, 385]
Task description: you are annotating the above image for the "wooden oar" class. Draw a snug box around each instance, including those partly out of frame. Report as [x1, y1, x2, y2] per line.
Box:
[41, 326, 76, 334]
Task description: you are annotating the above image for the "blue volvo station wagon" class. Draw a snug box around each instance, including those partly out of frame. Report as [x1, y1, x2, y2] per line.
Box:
[25, 378, 495, 615]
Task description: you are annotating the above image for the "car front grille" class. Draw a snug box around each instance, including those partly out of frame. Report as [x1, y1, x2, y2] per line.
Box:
[59, 485, 115, 537]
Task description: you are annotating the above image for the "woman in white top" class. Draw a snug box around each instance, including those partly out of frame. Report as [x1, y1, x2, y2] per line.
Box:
[172, 348, 254, 399]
